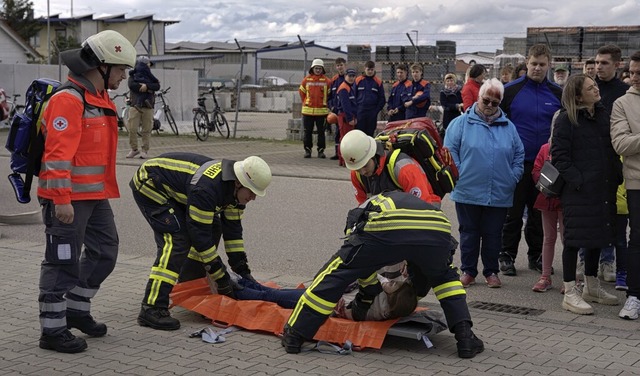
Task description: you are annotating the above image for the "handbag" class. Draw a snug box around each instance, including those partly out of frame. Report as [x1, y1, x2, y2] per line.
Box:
[535, 160, 565, 198]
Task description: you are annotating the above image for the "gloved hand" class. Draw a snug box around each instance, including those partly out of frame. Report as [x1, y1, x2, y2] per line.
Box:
[240, 272, 258, 284]
[346, 296, 372, 321]
[216, 278, 236, 298]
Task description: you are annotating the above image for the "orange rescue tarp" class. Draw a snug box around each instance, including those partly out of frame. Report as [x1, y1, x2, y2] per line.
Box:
[170, 278, 403, 350]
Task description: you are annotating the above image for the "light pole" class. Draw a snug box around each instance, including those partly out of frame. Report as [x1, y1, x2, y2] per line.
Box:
[412, 30, 419, 62]
[47, 0, 50, 64]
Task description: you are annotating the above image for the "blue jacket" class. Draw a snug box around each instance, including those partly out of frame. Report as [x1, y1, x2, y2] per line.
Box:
[355, 75, 385, 112]
[500, 76, 562, 162]
[404, 79, 431, 119]
[328, 73, 346, 113]
[444, 104, 525, 207]
[387, 79, 409, 119]
[337, 81, 357, 123]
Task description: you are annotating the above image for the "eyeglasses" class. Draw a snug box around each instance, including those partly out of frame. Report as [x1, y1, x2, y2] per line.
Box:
[481, 97, 501, 107]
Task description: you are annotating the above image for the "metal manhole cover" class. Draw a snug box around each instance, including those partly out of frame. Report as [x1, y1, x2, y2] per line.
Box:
[468, 301, 545, 316]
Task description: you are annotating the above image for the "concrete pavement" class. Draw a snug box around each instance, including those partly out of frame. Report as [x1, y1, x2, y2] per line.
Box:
[1, 125, 640, 375]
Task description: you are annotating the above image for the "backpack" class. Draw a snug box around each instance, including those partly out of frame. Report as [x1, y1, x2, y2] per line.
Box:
[375, 117, 459, 198]
[5, 78, 83, 204]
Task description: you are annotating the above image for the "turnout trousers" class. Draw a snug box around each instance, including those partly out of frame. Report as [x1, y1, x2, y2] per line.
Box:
[286, 232, 470, 340]
[38, 199, 119, 336]
[131, 188, 224, 308]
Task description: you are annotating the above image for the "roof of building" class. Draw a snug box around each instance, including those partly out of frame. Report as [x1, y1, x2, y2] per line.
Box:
[0, 20, 42, 61]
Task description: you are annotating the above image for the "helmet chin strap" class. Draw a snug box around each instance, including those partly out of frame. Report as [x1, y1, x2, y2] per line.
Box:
[97, 65, 112, 91]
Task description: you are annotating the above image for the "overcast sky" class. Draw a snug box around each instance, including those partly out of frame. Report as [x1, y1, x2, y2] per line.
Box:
[31, 0, 640, 53]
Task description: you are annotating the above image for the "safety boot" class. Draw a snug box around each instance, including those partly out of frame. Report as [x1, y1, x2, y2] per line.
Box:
[304, 148, 311, 158]
[562, 281, 593, 314]
[281, 324, 306, 354]
[453, 321, 484, 358]
[137, 304, 181, 331]
[39, 329, 87, 353]
[317, 148, 326, 159]
[330, 145, 339, 160]
[67, 314, 107, 337]
[582, 275, 619, 305]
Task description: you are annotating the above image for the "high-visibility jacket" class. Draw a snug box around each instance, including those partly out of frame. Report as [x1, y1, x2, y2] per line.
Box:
[351, 148, 441, 205]
[130, 152, 245, 273]
[299, 74, 331, 116]
[38, 76, 119, 205]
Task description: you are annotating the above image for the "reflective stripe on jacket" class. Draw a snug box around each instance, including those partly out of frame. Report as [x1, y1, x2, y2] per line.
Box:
[37, 76, 119, 204]
[299, 74, 331, 116]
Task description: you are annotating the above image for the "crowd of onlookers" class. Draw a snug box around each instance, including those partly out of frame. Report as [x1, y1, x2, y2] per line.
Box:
[298, 43, 640, 321]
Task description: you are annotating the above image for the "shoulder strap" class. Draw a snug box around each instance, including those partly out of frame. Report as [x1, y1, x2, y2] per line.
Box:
[386, 149, 402, 189]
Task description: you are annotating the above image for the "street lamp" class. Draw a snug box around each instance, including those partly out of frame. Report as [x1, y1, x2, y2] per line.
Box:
[412, 30, 419, 62]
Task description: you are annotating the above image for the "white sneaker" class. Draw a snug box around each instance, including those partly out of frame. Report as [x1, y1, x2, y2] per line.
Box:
[126, 149, 140, 158]
[599, 262, 616, 282]
[138, 151, 148, 159]
[619, 296, 640, 320]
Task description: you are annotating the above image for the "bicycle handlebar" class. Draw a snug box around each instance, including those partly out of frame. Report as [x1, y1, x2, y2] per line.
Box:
[158, 87, 171, 95]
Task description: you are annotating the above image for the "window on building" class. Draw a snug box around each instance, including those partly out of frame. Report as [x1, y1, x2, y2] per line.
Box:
[261, 58, 305, 71]
[30, 33, 40, 48]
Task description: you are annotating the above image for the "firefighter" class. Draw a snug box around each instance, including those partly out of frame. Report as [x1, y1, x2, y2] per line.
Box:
[340, 129, 441, 207]
[131, 152, 272, 331]
[282, 191, 484, 358]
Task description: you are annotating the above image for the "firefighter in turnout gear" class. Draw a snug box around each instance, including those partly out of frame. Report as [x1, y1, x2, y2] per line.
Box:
[282, 191, 484, 358]
[131, 152, 272, 330]
[37, 30, 136, 353]
[341, 129, 441, 206]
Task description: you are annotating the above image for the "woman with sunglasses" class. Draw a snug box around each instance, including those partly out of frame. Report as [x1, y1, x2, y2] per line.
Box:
[444, 78, 525, 289]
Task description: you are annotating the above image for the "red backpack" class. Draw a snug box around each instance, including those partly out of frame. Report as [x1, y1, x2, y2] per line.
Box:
[376, 117, 459, 198]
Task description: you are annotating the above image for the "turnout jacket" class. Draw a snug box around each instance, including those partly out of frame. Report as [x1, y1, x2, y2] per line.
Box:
[299, 74, 331, 116]
[38, 75, 119, 204]
[131, 152, 246, 263]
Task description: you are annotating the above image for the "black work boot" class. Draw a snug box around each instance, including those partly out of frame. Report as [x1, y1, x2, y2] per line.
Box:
[39, 329, 88, 353]
[281, 324, 306, 354]
[67, 314, 107, 337]
[453, 321, 484, 358]
[318, 148, 326, 159]
[304, 148, 312, 158]
[137, 305, 181, 331]
[330, 145, 339, 160]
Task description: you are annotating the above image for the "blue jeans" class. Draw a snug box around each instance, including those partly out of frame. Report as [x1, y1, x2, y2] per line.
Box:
[455, 203, 507, 277]
[234, 279, 304, 309]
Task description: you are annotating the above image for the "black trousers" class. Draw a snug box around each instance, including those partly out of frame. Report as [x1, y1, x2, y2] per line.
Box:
[303, 115, 326, 152]
[500, 161, 543, 263]
[286, 232, 470, 340]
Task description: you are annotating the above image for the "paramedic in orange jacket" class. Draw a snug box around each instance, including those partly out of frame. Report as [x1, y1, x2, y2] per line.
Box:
[299, 58, 331, 158]
[340, 129, 441, 207]
[36, 30, 136, 353]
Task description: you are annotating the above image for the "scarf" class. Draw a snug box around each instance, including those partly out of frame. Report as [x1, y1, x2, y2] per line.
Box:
[474, 105, 502, 125]
[442, 85, 460, 95]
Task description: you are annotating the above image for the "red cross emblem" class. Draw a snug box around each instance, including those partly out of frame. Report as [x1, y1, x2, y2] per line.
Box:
[349, 157, 356, 163]
[114, 45, 122, 53]
[55, 119, 65, 128]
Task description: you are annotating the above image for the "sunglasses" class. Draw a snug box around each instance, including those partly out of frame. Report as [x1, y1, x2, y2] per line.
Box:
[481, 97, 501, 107]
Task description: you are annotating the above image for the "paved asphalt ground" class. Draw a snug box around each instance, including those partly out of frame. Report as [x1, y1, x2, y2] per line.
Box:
[0, 117, 639, 375]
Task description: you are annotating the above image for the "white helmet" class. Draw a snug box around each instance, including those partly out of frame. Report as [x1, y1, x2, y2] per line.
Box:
[84, 30, 137, 67]
[309, 58, 326, 74]
[233, 156, 272, 197]
[341, 130, 377, 170]
[61, 30, 136, 74]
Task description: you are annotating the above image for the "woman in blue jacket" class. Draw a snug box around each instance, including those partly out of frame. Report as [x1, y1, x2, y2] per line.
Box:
[444, 78, 524, 289]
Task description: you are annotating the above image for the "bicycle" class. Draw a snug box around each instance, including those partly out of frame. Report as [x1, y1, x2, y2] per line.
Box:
[192, 85, 230, 141]
[1, 93, 25, 126]
[110, 91, 131, 133]
[154, 87, 179, 135]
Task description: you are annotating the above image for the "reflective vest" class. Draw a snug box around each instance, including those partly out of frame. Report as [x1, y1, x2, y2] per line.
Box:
[37, 77, 119, 204]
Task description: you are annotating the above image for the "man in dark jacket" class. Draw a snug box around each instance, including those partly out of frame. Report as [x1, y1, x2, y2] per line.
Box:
[355, 61, 385, 136]
[498, 44, 562, 276]
[126, 56, 160, 159]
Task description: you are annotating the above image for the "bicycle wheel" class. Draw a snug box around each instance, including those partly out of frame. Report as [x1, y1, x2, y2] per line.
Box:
[193, 110, 209, 141]
[214, 112, 230, 139]
[165, 108, 179, 136]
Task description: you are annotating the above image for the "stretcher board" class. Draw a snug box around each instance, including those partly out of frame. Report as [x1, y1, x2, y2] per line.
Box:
[170, 278, 447, 350]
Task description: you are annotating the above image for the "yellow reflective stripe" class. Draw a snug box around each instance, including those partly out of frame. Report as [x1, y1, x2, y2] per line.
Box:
[363, 220, 451, 233]
[187, 247, 202, 262]
[150, 266, 179, 285]
[224, 207, 243, 221]
[198, 245, 218, 264]
[358, 272, 378, 287]
[433, 281, 466, 300]
[158, 233, 173, 268]
[188, 205, 214, 224]
[208, 268, 225, 280]
[142, 158, 201, 174]
[163, 184, 188, 204]
[287, 256, 343, 326]
[224, 239, 244, 253]
[386, 149, 402, 188]
[300, 291, 335, 315]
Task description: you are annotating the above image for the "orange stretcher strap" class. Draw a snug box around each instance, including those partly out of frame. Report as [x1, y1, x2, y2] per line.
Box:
[170, 278, 404, 350]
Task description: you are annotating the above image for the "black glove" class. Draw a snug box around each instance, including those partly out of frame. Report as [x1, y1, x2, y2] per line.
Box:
[347, 296, 372, 321]
[216, 278, 236, 298]
[240, 272, 258, 284]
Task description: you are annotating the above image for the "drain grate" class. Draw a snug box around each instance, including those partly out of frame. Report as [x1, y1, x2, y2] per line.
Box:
[468, 301, 545, 316]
